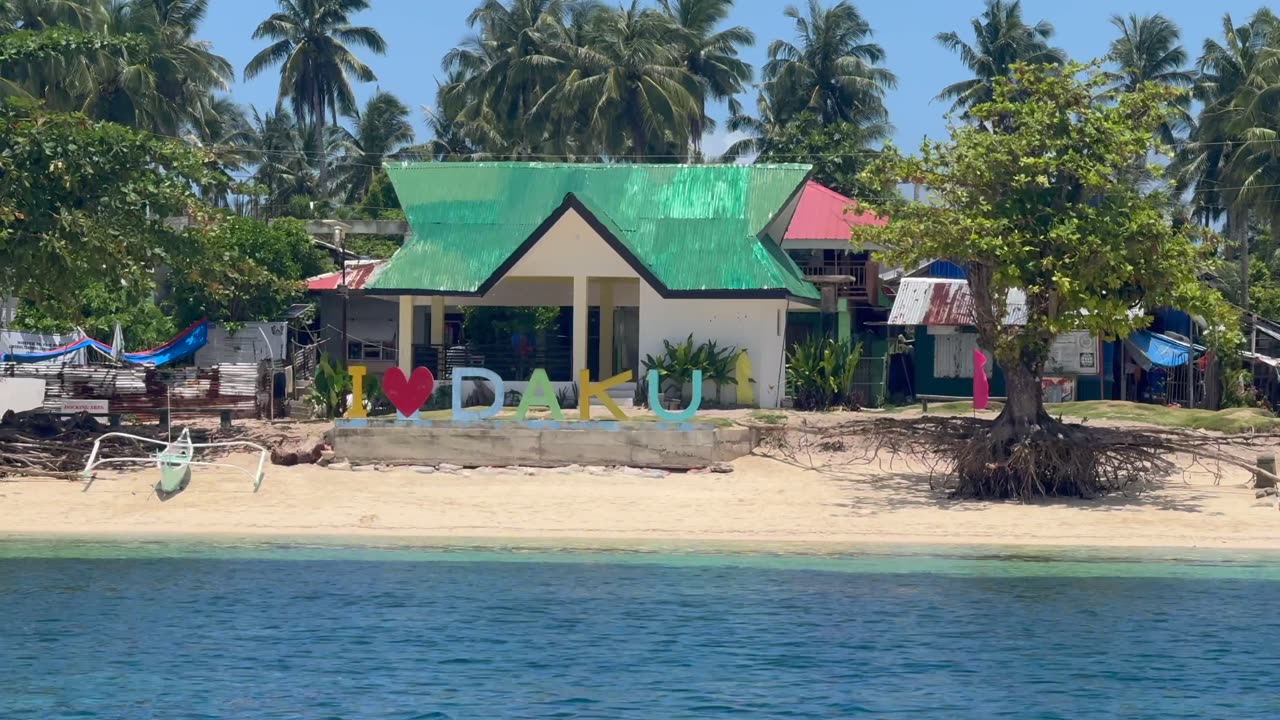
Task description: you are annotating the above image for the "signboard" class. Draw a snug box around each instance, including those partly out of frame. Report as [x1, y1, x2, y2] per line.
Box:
[1046, 331, 1100, 375]
[0, 377, 45, 414]
[1042, 377, 1076, 403]
[61, 399, 109, 414]
[0, 329, 86, 365]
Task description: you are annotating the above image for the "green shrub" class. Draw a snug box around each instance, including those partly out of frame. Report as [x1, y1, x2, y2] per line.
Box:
[787, 339, 863, 411]
[641, 335, 741, 406]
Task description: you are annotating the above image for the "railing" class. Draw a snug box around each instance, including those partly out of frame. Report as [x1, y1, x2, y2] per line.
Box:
[801, 257, 878, 303]
[413, 340, 575, 382]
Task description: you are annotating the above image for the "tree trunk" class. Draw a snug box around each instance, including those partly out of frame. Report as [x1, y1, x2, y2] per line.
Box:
[992, 360, 1050, 443]
[314, 96, 328, 199]
[1231, 205, 1249, 312]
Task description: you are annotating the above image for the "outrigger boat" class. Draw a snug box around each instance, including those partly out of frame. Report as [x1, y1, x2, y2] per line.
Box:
[81, 429, 269, 494]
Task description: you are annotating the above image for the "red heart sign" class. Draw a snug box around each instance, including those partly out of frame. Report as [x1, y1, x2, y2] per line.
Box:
[381, 367, 435, 417]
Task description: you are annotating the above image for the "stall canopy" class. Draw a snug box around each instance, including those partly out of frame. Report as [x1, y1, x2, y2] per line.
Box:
[0, 321, 208, 366]
[1124, 330, 1194, 370]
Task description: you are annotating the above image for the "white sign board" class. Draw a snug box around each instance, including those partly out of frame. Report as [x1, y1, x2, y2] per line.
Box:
[1046, 331, 1100, 375]
[61, 399, 109, 414]
[0, 377, 46, 414]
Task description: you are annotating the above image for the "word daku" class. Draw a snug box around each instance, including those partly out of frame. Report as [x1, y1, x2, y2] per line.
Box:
[342, 362, 750, 423]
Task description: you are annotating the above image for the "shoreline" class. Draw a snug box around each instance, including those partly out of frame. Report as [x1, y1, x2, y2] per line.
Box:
[3, 453, 1279, 552]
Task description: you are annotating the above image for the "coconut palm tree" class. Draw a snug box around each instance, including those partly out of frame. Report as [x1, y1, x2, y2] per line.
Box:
[331, 90, 414, 203]
[1105, 13, 1194, 147]
[761, 0, 894, 128]
[659, 0, 754, 151]
[0, 0, 100, 31]
[245, 107, 315, 217]
[87, 0, 233, 135]
[541, 0, 699, 159]
[184, 95, 254, 207]
[245, 0, 387, 195]
[935, 0, 1064, 116]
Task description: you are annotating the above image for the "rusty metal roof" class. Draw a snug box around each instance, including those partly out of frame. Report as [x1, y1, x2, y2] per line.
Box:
[888, 278, 1027, 326]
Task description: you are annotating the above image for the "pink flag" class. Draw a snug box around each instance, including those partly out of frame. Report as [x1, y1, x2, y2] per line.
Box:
[973, 350, 989, 411]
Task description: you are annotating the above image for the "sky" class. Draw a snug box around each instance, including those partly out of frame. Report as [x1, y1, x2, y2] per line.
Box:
[200, 0, 1266, 155]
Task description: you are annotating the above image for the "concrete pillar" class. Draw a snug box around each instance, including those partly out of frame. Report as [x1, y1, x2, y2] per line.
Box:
[398, 296, 413, 374]
[837, 298, 851, 344]
[573, 276, 588, 374]
[430, 296, 445, 346]
[598, 280, 614, 379]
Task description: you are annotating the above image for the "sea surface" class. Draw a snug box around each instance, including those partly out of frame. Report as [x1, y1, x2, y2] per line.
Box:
[2, 539, 1279, 719]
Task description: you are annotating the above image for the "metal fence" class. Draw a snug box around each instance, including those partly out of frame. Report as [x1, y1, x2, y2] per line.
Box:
[413, 340, 576, 382]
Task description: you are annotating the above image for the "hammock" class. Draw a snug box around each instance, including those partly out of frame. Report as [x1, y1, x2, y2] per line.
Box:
[0, 321, 209, 367]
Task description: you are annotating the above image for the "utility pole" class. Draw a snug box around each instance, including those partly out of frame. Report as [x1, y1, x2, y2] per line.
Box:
[322, 221, 354, 365]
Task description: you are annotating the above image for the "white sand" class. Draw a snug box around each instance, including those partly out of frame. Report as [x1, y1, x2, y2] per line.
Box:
[2, 452, 1279, 550]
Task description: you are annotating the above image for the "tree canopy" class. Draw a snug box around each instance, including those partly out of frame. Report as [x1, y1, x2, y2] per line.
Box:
[856, 63, 1236, 498]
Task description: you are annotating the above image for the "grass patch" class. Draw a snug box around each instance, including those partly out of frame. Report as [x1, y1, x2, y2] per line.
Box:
[750, 410, 788, 425]
[1053, 401, 1280, 433]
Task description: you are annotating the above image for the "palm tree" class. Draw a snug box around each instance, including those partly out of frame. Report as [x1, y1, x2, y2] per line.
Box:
[659, 0, 754, 151]
[541, 1, 699, 159]
[185, 95, 254, 207]
[442, 0, 571, 158]
[245, 107, 315, 218]
[331, 90, 414, 203]
[1104, 13, 1193, 146]
[245, 0, 387, 195]
[935, 0, 1064, 116]
[87, 0, 233, 135]
[761, 0, 895, 127]
[0, 0, 100, 31]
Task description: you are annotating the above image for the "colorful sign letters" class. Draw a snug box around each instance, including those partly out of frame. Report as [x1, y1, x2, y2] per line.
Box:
[345, 365, 722, 423]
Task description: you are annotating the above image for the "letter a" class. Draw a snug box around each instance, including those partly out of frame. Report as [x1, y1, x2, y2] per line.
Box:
[579, 369, 632, 420]
[647, 369, 702, 422]
[515, 369, 563, 421]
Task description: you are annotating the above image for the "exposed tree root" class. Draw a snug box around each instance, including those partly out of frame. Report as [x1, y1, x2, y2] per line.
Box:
[759, 416, 1280, 501]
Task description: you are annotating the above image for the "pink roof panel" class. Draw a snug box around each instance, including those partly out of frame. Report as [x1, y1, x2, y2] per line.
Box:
[306, 260, 386, 292]
[783, 181, 886, 242]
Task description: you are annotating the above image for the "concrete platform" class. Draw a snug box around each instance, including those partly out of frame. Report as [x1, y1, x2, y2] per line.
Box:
[332, 419, 757, 469]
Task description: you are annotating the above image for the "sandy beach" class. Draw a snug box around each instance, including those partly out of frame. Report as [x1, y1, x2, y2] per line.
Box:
[3, 450, 1279, 550]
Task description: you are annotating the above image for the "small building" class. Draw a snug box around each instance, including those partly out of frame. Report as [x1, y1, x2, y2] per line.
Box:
[310, 163, 822, 408]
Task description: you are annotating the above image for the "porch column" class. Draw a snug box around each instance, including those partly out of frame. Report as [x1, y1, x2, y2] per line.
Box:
[598, 280, 614, 379]
[430, 296, 445, 345]
[398, 295, 413, 374]
[573, 276, 588, 373]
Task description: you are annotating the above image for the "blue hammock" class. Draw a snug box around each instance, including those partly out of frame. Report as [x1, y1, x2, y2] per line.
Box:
[1, 321, 208, 366]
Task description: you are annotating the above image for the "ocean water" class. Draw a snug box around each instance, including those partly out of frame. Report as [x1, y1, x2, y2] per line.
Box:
[2, 540, 1280, 719]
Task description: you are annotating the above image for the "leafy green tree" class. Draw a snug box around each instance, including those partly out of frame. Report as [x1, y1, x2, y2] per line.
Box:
[755, 112, 880, 198]
[12, 285, 176, 349]
[169, 216, 331, 326]
[331, 90, 414, 204]
[761, 0, 894, 128]
[856, 64, 1235, 499]
[0, 101, 215, 322]
[935, 0, 1064, 116]
[245, 0, 387, 195]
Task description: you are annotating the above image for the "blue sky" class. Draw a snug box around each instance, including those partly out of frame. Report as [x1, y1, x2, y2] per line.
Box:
[201, 0, 1264, 154]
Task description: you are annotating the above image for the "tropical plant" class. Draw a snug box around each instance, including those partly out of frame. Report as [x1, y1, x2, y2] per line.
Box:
[761, 0, 893, 128]
[786, 337, 861, 411]
[1104, 13, 1192, 145]
[658, 0, 753, 151]
[245, 0, 387, 195]
[750, 111, 885, 198]
[555, 382, 578, 409]
[699, 339, 739, 406]
[331, 90, 414, 203]
[935, 0, 1065, 116]
[311, 352, 351, 418]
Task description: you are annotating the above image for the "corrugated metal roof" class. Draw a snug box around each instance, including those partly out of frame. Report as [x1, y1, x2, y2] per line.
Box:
[889, 278, 1027, 326]
[370, 163, 818, 300]
[307, 260, 386, 291]
[784, 181, 886, 241]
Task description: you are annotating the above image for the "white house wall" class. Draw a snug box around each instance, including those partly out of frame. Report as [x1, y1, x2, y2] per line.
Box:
[506, 208, 639, 279]
[638, 283, 789, 408]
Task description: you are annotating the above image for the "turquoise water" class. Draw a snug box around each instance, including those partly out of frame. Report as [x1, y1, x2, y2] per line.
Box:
[2, 540, 1280, 719]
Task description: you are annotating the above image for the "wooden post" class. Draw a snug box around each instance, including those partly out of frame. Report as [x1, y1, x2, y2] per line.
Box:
[1257, 453, 1276, 489]
[220, 410, 232, 429]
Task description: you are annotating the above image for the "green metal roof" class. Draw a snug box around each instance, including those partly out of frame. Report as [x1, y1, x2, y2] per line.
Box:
[368, 162, 820, 301]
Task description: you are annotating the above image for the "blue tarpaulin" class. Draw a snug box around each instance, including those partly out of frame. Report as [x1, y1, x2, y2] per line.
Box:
[0, 321, 208, 366]
[1124, 330, 1191, 370]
